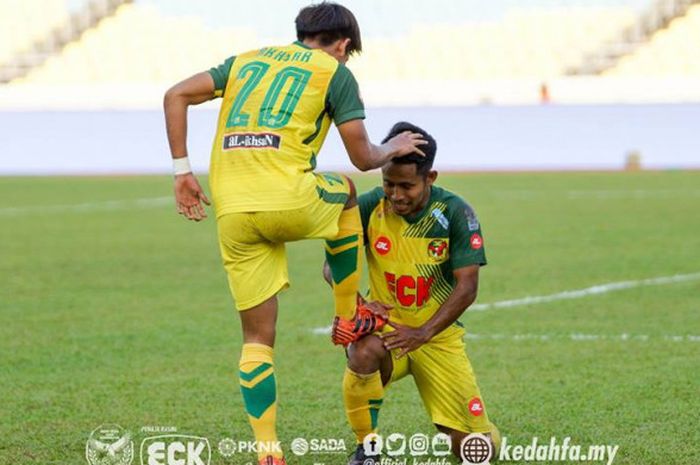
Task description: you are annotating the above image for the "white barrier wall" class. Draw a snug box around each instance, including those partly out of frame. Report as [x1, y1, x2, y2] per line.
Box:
[1, 103, 698, 174]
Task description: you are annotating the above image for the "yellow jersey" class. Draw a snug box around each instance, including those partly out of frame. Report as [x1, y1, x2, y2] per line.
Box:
[359, 186, 487, 340]
[206, 41, 365, 217]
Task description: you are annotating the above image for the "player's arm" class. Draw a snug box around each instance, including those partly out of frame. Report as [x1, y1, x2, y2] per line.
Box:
[164, 72, 217, 161]
[381, 265, 479, 357]
[337, 120, 427, 171]
[329, 65, 426, 171]
[163, 72, 216, 221]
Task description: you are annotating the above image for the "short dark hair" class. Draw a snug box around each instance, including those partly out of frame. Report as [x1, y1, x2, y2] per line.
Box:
[382, 122, 437, 176]
[295, 2, 362, 56]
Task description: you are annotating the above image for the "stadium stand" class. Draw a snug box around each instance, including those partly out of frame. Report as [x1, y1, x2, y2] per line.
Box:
[0, 0, 131, 83]
[1, 0, 699, 105]
[0, 0, 69, 65]
[604, 3, 700, 75]
[12, 3, 635, 85]
[571, 0, 700, 74]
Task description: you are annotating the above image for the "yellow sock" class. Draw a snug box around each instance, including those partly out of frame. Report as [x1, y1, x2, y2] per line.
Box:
[239, 343, 282, 460]
[326, 205, 363, 319]
[343, 368, 384, 444]
[489, 422, 502, 452]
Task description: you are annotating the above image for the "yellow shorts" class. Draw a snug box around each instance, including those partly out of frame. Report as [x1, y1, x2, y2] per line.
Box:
[386, 325, 494, 434]
[217, 172, 351, 310]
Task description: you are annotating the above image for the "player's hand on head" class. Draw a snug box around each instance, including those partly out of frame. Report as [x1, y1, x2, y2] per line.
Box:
[174, 173, 210, 222]
[379, 320, 430, 358]
[388, 131, 429, 158]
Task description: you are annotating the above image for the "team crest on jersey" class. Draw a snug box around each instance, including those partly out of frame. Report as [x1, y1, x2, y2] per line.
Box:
[374, 236, 392, 255]
[427, 239, 448, 261]
[222, 132, 281, 150]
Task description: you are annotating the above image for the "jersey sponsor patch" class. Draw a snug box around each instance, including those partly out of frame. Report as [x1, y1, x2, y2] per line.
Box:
[470, 233, 483, 250]
[431, 208, 450, 230]
[468, 397, 484, 416]
[374, 236, 392, 255]
[222, 132, 281, 150]
[427, 239, 448, 261]
[465, 207, 480, 231]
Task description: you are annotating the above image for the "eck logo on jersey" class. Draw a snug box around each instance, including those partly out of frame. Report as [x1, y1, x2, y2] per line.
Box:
[427, 239, 448, 261]
[384, 272, 434, 307]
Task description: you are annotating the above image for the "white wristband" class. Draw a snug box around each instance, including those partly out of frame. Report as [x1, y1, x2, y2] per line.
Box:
[172, 157, 192, 176]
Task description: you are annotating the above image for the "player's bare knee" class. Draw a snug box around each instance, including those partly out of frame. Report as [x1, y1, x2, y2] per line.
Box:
[347, 335, 386, 373]
[343, 175, 357, 209]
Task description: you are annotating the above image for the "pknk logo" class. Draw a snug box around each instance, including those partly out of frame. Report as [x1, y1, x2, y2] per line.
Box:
[140, 435, 210, 465]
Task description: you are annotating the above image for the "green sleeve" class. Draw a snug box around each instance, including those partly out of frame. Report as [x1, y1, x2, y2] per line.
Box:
[326, 63, 365, 125]
[447, 197, 487, 269]
[207, 56, 236, 97]
[358, 187, 384, 242]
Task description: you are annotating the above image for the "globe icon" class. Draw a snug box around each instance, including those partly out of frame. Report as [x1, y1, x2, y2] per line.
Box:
[460, 434, 492, 464]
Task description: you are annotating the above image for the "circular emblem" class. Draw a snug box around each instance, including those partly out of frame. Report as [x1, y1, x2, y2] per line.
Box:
[218, 438, 236, 458]
[374, 236, 392, 255]
[470, 233, 483, 250]
[85, 424, 134, 465]
[468, 397, 484, 416]
[427, 239, 448, 261]
[460, 433, 493, 465]
[291, 437, 309, 456]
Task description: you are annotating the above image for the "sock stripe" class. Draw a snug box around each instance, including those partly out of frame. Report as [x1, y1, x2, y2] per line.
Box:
[240, 372, 277, 419]
[240, 362, 273, 382]
[240, 367, 275, 389]
[325, 241, 359, 255]
[326, 234, 359, 250]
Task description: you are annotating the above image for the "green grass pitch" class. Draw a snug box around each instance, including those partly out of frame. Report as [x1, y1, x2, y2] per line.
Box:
[1, 171, 698, 465]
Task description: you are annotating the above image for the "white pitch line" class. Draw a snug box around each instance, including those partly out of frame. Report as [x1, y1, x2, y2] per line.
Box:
[310, 272, 700, 335]
[1, 196, 172, 216]
[566, 189, 700, 199]
[465, 333, 700, 342]
[470, 272, 700, 311]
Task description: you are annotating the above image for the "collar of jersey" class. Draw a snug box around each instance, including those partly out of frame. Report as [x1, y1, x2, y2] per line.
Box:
[293, 40, 312, 50]
[397, 187, 437, 224]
